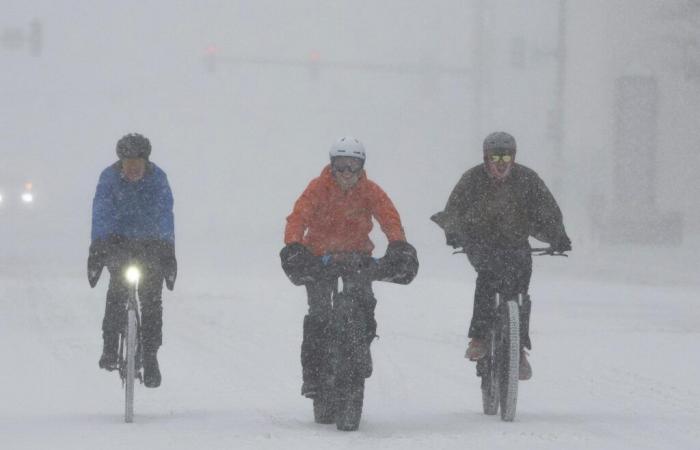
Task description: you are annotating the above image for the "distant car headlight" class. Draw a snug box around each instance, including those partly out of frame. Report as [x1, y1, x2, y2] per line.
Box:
[21, 192, 34, 203]
[0, 194, 3, 204]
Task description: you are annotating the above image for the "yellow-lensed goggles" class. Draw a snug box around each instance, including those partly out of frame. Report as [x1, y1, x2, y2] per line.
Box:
[489, 154, 513, 163]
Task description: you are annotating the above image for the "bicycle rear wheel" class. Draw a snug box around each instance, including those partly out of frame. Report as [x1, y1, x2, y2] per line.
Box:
[124, 308, 137, 423]
[480, 332, 499, 415]
[498, 300, 520, 422]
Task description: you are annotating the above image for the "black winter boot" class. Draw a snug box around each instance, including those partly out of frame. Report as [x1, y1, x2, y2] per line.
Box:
[99, 332, 119, 371]
[301, 315, 329, 398]
[143, 349, 161, 388]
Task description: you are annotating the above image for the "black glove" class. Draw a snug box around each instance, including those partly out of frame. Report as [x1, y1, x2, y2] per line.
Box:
[445, 232, 464, 249]
[159, 241, 177, 290]
[375, 241, 419, 285]
[280, 243, 319, 286]
[551, 236, 572, 253]
[87, 240, 110, 288]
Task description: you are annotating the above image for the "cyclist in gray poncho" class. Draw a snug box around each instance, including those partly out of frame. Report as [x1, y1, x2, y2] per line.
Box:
[432, 131, 571, 380]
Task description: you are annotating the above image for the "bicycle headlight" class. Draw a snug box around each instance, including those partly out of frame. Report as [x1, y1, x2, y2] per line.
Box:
[125, 266, 141, 284]
[21, 192, 34, 203]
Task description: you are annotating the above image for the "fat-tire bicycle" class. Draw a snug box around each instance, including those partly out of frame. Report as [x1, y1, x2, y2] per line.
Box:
[281, 241, 418, 432]
[311, 253, 376, 431]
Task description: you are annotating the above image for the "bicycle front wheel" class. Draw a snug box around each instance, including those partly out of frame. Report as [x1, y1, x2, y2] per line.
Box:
[124, 308, 137, 423]
[335, 376, 365, 432]
[497, 300, 520, 421]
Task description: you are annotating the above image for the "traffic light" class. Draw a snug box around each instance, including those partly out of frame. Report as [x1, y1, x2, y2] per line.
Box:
[0, 20, 42, 56]
[309, 50, 321, 82]
[204, 45, 219, 73]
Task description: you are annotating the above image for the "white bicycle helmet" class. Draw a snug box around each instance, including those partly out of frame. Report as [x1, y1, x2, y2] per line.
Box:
[329, 137, 366, 162]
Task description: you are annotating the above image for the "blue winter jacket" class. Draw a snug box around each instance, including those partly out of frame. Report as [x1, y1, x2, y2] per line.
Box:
[91, 162, 175, 243]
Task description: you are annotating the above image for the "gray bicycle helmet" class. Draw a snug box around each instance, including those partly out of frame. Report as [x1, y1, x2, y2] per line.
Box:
[483, 131, 516, 154]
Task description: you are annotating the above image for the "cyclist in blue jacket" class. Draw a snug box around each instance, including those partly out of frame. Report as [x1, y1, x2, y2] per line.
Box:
[87, 133, 176, 388]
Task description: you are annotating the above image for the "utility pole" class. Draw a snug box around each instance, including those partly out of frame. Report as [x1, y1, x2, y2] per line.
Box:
[473, 0, 486, 141]
[551, 0, 567, 194]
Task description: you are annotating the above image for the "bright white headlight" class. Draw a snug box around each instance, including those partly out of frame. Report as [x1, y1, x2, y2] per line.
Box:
[0, 194, 3, 203]
[21, 192, 34, 203]
[125, 266, 141, 284]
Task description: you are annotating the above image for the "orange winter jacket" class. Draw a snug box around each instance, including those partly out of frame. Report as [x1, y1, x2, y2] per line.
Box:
[285, 165, 406, 256]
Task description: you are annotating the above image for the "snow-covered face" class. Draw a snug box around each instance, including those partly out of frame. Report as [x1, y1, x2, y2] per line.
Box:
[331, 156, 363, 191]
[484, 151, 515, 181]
[121, 158, 147, 182]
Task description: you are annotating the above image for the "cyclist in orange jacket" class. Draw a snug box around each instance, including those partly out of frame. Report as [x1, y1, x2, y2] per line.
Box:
[281, 137, 417, 398]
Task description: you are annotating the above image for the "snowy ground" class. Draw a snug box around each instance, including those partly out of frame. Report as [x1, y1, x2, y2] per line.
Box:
[2, 249, 699, 450]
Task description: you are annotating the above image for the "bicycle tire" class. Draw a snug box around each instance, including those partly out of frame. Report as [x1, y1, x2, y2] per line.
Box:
[498, 300, 520, 421]
[124, 308, 137, 423]
[329, 289, 368, 431]
[335, 376, 365, 431]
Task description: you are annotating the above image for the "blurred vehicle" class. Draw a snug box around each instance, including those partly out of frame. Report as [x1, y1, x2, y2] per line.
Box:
[0, 177, 42, 267]
[0, 180, 35, 211]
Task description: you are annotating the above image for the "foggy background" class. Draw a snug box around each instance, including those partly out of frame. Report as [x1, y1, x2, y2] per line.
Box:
[3, 2, 700, 448]
[2, 0, 700, 282]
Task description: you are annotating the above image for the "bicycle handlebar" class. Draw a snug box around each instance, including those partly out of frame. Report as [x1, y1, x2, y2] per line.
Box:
[529, 247, 569, 257]
[452, 246, 568, 257]
[319, 252, 379, 279]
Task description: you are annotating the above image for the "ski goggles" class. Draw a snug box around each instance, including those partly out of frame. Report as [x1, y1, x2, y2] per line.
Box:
[332, 162, 363, 173]
[488, 154, 513, 163]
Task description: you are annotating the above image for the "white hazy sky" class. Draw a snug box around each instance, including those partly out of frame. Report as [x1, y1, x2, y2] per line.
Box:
[2, 1, 698, 280]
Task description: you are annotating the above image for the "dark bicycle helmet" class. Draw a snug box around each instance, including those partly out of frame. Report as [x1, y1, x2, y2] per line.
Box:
[116, 133, 151, 160]
[483, 131, 516, 154]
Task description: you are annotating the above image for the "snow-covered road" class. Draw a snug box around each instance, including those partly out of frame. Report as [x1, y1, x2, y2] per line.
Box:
[2, 262, 699, 450]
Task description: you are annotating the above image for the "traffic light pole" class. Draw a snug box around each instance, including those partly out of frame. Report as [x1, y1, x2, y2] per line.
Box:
[552, 0, 567, 194]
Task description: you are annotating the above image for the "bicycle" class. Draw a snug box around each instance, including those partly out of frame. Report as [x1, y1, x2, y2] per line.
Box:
[120, 264, 143, 423]
[280, 241, 417, 431]
[311, 253, 377, 431]
[475, 246, 567, 422]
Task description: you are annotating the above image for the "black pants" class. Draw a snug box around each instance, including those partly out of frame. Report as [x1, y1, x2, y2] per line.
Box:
[467, 247, 533, 349]
[102, 242, 164, 353]
[301, 277, 377, 385]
